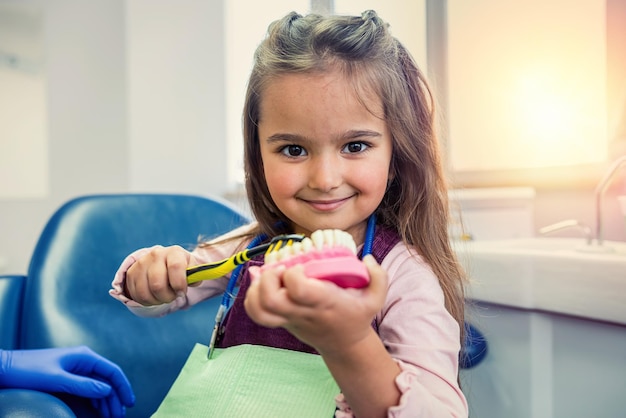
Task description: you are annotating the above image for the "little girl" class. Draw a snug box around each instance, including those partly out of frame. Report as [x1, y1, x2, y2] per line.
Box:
[111, 10, 468, 417]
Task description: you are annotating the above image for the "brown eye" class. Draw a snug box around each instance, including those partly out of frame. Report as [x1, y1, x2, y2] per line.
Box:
[342, 142, 369, 154]
[280, 145, 307, 157]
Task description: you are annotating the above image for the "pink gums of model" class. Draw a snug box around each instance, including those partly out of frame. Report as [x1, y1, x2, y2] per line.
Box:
[261, 233, 370, 289]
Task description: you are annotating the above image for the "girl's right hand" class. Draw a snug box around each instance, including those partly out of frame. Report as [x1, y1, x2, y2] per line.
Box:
[124, 245, 197, 306]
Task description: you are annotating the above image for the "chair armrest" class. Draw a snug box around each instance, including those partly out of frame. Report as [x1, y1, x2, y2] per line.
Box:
[460, 322, 488, 369]
[0, 389, 76, 417]
[0, 275, 26, 349]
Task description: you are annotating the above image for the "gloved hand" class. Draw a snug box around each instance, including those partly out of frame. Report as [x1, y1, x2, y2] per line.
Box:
[0, 346, 135, 417]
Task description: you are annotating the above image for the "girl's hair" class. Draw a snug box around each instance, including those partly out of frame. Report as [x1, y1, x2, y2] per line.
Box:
[242, 11, 466, 333]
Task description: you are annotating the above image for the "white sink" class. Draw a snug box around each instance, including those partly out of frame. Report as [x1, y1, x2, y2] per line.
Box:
[454, 238, 626, 325]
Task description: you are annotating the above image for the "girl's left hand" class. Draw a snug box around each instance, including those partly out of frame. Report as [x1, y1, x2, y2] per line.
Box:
[244, 255, 388, 353]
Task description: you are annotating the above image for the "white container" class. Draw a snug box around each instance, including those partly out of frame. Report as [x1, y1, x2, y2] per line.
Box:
[449, 187, 536, 240]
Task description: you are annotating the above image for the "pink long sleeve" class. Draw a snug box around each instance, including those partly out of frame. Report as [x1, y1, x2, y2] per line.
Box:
[335, 243, 468, 417]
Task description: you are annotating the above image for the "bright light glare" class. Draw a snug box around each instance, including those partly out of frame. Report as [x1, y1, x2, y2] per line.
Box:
[448, 0, 607, 172]
[513, 71, 597, 166]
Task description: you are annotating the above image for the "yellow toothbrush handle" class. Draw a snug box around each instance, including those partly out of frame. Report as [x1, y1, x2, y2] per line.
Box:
[186, 233, 304, 284]
[186, 251, 252, 284]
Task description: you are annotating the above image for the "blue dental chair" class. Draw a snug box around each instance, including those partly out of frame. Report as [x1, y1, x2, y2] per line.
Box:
[0, 193, 249, 417]
[0, 193, 486, 417]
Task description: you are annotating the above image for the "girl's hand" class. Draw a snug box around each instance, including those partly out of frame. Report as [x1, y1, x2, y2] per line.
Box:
[244, 255, 388, 353]
[124, 245, 199, 306]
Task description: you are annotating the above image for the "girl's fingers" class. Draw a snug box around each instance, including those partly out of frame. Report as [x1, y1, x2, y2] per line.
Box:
[165, 249, 190, 295]
[144, 261, 177, 303]
[362, 255, 388, 308]
[125, 246, 191, 305]
[246, 258, 388, 333]
[244, 267, 290, 327]
[280, 266, 336, 307]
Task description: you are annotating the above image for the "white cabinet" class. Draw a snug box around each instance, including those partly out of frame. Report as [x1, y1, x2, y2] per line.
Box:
[461, 302, 626, 418]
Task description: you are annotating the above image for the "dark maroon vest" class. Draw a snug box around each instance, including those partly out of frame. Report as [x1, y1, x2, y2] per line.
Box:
[216, 226, 401, 354]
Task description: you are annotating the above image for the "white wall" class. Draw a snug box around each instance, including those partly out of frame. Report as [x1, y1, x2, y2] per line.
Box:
[0, 0, 129, 273]
[126, 0, 227, 195]
[0, 0, 227, 274]
[0, 3, 48, 199]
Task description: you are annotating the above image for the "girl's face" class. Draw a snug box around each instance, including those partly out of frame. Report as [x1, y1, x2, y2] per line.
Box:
[258, 71, 393, 245]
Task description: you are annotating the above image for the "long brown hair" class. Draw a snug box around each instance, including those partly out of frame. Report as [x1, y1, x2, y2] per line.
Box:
[242, 11, 466, 334]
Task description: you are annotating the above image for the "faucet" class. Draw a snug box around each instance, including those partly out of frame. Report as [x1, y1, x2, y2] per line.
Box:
[594, 155, 626, 245]
[539, 219, 592, 245]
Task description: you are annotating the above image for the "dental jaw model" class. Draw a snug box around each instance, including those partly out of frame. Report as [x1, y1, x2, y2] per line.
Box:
[262, 229, 369, 289]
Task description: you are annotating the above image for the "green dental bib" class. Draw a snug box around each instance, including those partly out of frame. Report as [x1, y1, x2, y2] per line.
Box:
[153, 343, 340, 417]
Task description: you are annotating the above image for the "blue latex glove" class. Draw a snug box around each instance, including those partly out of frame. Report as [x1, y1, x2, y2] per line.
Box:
[0, 346, 135, 417]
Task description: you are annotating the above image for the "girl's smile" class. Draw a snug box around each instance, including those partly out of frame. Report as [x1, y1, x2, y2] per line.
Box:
[301, 196, 354, 212]
[258, 70, 393, 244]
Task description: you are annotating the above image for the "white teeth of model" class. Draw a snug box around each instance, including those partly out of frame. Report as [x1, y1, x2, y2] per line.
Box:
[278, 243, 293, 261]
[291, 242, 302, 257]
[266, 230, 359, 264]
[336, 230, 349, 253]
[347, 232, 357, 254]
[332, 230, 345, 252]
[311, 230, 325, 250]
[301, 237, 313, 253]
[334, 230, 345, 249]
[323, 229, 334, 247]
[265, 249, 277, 264]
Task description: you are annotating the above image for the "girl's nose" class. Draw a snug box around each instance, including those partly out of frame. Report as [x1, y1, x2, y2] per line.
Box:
[308, 156, 342, 192]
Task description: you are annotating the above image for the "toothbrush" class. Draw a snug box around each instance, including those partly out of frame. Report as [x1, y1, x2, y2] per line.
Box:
[203, 229, 368, 359]
[260, 229, 369, 288]
[186, 233, 304, 284]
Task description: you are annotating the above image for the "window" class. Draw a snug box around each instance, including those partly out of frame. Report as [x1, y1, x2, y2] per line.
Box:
[435, 0, 626, 188]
